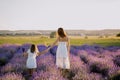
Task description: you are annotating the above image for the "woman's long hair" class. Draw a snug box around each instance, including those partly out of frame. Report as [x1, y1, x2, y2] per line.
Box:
[57, 27, 66, 38]
[30, 44, 35, 53]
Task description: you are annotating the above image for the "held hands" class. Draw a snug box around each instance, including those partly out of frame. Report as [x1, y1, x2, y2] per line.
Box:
[44, 46, 51, 53]
[38, 47, 50, 55]
[43, 48, 50, 53]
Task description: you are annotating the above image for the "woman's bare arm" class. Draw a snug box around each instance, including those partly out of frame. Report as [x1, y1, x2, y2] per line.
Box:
[49, 37, 59, 49]
[67, 37, 70, 52]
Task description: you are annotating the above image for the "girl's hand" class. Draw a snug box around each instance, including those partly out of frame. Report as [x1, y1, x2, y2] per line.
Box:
[23, 52, 27, 57]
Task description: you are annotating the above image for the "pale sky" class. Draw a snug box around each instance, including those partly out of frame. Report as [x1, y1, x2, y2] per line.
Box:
[0, 0, 120, 30]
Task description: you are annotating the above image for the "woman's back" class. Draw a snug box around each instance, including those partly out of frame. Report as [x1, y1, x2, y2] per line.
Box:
[56, 41, 70, 69]
[57, 41, 67, 57]
[59, 37, 68, 42]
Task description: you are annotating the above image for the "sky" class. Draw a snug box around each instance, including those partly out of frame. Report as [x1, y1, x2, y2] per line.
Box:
[0, 0, 120, 30]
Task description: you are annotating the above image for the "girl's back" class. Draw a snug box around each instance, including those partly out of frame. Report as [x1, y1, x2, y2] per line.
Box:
[27, 49, 36, 58]
[26, 46, 38, 69]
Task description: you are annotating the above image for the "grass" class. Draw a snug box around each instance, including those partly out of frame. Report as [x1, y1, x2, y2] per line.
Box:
[0, 36, 120, 46]
[71, 39, 120, 46]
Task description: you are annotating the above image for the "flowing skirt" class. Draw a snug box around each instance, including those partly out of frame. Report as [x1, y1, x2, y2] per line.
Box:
[56, 42, 70, 69]
[26, 57, 37, 68]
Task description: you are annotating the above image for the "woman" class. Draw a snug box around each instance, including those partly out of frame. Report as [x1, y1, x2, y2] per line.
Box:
[48, 27, 70, 70]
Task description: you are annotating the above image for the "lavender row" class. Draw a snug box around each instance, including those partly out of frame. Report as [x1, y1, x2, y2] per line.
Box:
[0, 44, 120, 80]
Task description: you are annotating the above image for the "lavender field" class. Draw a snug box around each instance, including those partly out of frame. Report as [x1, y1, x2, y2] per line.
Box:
[0, 44, 120, 80]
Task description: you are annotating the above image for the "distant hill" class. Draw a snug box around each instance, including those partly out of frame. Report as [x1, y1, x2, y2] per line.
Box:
[66, 29, 120, 36]
[0, 29, 120, 36]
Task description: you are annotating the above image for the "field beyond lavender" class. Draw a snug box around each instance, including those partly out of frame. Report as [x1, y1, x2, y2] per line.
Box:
[0, 44, 120, 80]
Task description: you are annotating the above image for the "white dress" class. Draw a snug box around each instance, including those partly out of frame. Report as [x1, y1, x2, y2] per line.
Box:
[56, 42, 70, 69]
[26, 49, 37, 68]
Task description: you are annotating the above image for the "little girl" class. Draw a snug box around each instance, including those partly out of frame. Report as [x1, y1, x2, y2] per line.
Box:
[23, 44, 48, 76]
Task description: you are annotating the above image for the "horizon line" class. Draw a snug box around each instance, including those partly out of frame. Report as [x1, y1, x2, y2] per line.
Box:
[0, 28, 120, 31]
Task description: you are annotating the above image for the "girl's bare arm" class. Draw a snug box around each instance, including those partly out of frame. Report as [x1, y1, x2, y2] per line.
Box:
[23, 50, 29, 57]
[37, 48, 49, 55]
